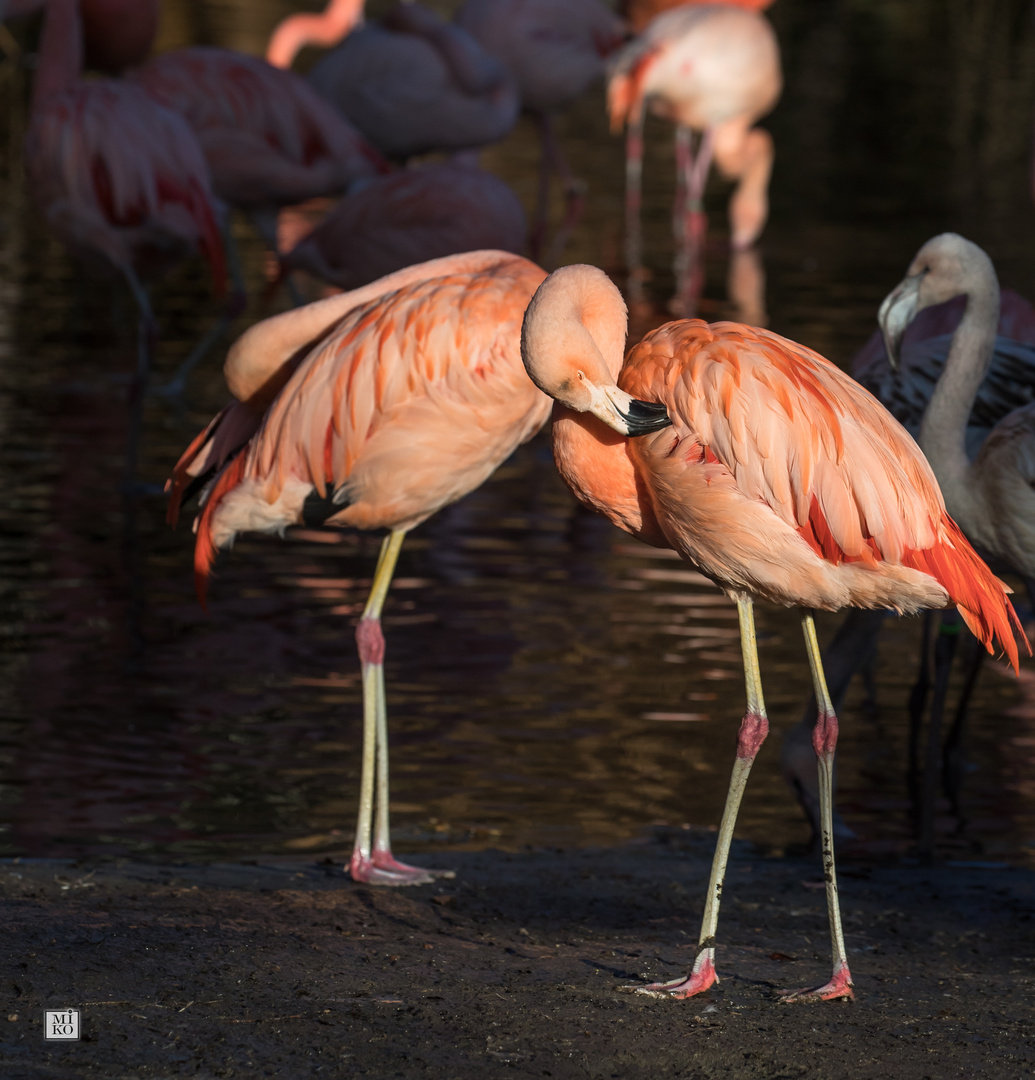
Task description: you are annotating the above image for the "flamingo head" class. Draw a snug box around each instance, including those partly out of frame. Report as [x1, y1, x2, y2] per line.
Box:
[878, 233, 998, 369]
[521, 264, 671, 437]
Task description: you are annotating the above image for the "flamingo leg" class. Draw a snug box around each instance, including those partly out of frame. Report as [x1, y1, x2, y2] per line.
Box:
[673, 128, 713, 317]
[624, 103, 646, 304]
[780, 612, 854, 1002]
[637, 595, 768, 999]
[349, 530, 453, 886]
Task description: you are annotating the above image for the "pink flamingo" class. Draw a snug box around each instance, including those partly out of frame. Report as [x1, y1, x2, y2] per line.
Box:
[455, 0, 626, 259]
[280, 161, 525, 294]
[609, 4, 781, 308]
[621, 0, 776, 37]
[15, 0, 224, 481]
[167, 251, 552, 886]
[266, 0, 519, 162]
[520, 263, 1025, 1001]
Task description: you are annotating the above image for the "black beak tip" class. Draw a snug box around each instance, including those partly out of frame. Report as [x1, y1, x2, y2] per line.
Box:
[623, 398, 672, 435]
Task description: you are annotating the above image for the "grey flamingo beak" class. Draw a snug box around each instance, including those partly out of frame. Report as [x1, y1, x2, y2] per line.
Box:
[878, 274, 922, 370]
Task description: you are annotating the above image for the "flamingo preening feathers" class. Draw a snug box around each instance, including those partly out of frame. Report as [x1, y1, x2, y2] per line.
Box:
[520, 263, 1025, 1001]
[168, 251, 552, 886]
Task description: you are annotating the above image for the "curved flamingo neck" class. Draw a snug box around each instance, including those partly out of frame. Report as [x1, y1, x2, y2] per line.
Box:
[32, 0, 82, 110]
[266, 0, 365, 69]
[918, 268, 1000, 530]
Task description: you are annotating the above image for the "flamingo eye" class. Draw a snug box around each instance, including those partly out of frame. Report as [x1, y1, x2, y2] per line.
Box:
[576, 370, 585, 381]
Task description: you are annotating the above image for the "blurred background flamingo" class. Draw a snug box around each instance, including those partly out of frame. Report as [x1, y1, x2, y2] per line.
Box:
[13, 0, 224, 483]
[279, 160, 526, 294]
[266, 0, 519, 163]
[609, 3, 781, 312]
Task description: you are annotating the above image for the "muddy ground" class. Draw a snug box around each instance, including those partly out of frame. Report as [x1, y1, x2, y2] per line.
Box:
[2, 832, 1034, 1079]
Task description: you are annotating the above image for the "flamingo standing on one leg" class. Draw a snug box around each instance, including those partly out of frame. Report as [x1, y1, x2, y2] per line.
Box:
[267, 0, 519, 163]
[15, 0, 225, 485]
[279, 160, 526, 294]
[608, 4, 781, 310]
[520, 263, 1025, 1000]
[166, 251, 552, 886]
[455, 0, 626, 262]
[621, 0, 776, 37]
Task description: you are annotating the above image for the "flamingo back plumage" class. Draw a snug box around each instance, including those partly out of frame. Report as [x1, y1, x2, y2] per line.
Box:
[173, 252, 551, 604]
[614, 320, 1027, 671]
[26, 80, 226, 291]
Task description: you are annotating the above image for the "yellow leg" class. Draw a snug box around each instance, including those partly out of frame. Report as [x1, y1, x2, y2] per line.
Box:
[781, 611, 854, 1001]
[638, 595, 769, 998]
[348, 530, 452, 886]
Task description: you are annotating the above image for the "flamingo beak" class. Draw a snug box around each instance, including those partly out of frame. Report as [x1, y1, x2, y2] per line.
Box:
[587, 382, 671, 436]
[878, 275, 921, 370]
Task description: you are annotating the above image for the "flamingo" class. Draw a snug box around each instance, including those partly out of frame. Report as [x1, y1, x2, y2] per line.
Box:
[266, 0, 519, 162]
[166, 251, 552, 886]
[876, 234, 1035, 851]
[454, 0, 626, 260]
[130, 47, 388, 251]
[16, 0, 225, 484]
[621, 0, 776, 37]
[783, 283, 1035, 851]
[280, 161, 525, 294]
[608, 4, 781, 308]
[520, 263, 1025, 1001]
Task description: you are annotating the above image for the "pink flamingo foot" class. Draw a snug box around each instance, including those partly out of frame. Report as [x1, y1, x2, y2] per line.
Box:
[349, 850, 455, 887]
[779, 960, 854, 1003]
[631, 954, 718, 999]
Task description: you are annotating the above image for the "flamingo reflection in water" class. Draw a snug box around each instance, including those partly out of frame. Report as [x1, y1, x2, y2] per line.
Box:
[167, 251, 552, 886]
[520, 263, 1025, 1000]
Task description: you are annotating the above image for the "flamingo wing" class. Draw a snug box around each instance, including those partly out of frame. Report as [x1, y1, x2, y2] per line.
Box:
[620, 321, 1024, 667]
[181, 254, 550, 597]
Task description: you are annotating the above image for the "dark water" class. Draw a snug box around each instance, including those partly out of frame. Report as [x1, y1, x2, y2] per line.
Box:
[2, 0, 1035, 866]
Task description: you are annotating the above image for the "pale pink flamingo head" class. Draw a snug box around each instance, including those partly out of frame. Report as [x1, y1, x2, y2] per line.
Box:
[520, 264, 671, 436]
[879, 233, 998, 368]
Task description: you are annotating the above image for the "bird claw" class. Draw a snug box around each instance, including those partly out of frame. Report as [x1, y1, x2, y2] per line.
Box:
[349, 851, 455, 887]
[778, 961, 854, 1002]
[624, 955, 718, 999]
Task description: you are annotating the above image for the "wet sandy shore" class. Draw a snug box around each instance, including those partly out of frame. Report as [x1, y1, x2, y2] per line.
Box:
[2, 833, 1034, 1079]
